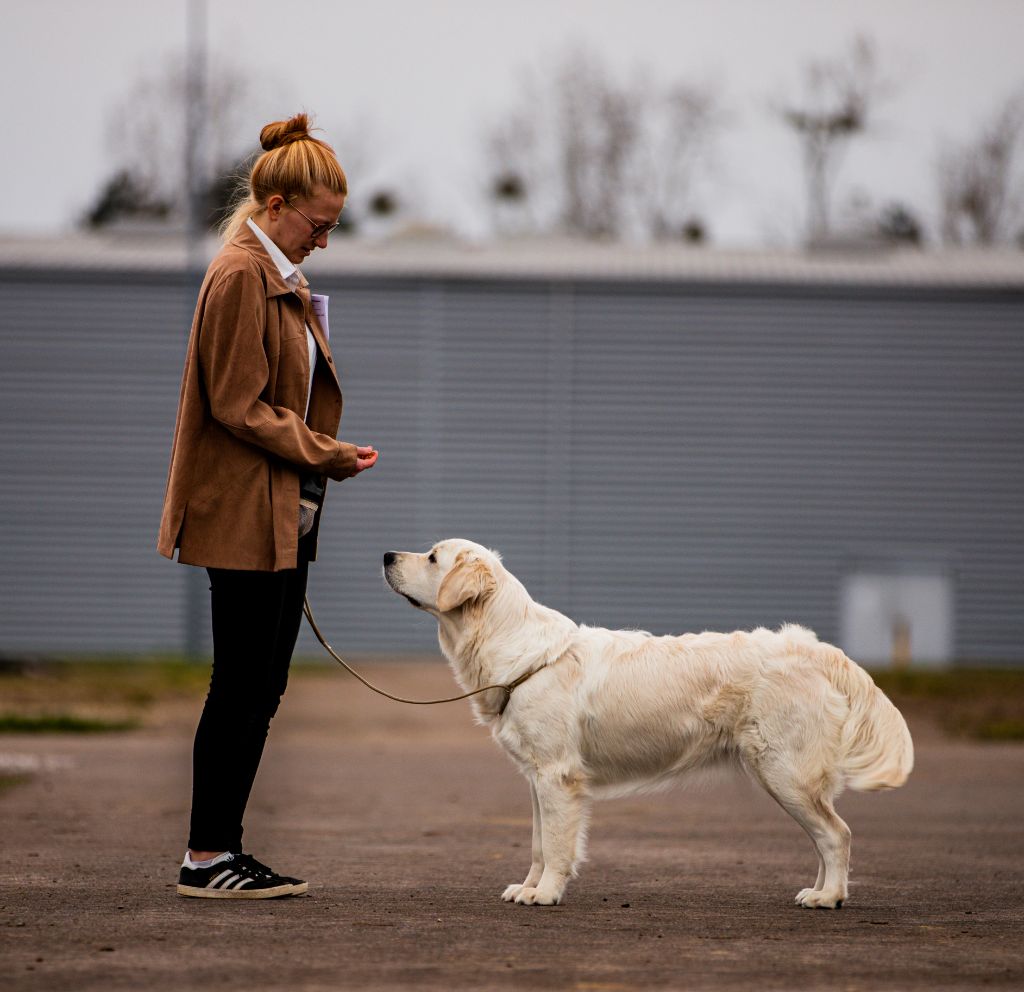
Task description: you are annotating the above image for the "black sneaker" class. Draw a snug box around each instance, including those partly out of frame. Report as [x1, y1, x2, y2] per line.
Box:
[177, 852, 308, 899]
[232, 853, 308, 892]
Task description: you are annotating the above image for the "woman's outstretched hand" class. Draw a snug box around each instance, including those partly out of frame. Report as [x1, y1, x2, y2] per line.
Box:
[355, 445, 379, 473]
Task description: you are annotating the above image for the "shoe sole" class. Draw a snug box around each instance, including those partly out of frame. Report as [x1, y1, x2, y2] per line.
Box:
[177, 881, 307, 899]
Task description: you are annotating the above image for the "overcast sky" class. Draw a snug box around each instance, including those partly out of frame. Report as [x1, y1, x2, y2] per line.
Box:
[6, 0, 1023, 247]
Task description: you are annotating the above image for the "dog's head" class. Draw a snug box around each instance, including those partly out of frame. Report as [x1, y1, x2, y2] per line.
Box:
[383, 539, 501, 616]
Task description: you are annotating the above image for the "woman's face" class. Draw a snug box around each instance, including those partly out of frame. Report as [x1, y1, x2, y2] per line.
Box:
[263, 186, 347, 264]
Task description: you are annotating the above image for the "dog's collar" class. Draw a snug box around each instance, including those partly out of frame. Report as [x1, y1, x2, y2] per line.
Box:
[496, 639, 576, 715]
[497, 668, 541, 717]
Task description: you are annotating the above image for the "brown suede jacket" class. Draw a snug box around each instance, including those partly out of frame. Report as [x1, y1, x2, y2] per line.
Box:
[158, 224, 358, 571]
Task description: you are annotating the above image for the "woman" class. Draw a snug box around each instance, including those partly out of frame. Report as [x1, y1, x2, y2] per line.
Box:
[158, 113, 377, 898]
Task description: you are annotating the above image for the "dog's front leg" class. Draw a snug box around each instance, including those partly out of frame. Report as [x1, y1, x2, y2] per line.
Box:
[501, 779, 544, 902]
[512, 771, 587, 906]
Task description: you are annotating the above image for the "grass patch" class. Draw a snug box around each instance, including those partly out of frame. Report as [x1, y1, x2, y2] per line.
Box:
[969, 719, 1024, 742]
[0, 773, 31, 794]
[0, 659, 210, 733]
[871, 668, 1024, 742]
[871, 667, 1024, 698]
[0, 713, 139, 734]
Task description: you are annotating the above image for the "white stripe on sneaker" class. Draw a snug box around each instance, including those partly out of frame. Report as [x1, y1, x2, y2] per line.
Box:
[209, 870, 235, 888]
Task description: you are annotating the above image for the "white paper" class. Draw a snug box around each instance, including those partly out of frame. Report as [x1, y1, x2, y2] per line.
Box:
[310, 293, 330, 341]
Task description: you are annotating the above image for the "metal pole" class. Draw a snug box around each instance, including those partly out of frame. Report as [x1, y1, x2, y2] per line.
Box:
[183, 0, 207, 659]
[185, 0, 207, 268]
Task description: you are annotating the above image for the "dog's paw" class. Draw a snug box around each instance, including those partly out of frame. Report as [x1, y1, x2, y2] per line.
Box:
[502, 884, 525, 902]
[513, 886, 561, 906]
[796, 888, 845, 909]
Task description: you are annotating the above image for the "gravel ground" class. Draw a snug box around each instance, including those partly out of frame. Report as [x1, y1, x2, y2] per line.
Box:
[2, 661, 1022, 991]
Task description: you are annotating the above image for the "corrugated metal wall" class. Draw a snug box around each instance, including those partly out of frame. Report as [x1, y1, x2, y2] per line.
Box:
[1, 267, 1021, 662]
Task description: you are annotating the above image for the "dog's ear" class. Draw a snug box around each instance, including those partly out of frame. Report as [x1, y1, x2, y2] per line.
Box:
[436, 552, 496, 612]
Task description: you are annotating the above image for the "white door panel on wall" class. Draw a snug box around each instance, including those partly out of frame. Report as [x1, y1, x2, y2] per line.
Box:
[840, 569, 954, 668]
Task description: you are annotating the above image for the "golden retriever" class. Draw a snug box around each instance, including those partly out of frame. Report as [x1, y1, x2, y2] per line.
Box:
[383, 539, 913, 909]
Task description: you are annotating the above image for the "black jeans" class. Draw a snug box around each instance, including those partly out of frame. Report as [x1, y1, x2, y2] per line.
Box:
[188, 548, 310, 852]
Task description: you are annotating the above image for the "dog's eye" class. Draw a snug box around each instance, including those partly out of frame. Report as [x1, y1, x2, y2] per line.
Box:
[428, 552, 437, 564]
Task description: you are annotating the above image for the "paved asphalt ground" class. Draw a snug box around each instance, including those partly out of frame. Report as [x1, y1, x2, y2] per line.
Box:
[2, 661, 1022, 991]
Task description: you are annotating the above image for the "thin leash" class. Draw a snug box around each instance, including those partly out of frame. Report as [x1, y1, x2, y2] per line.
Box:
[302, 597, 535, 716]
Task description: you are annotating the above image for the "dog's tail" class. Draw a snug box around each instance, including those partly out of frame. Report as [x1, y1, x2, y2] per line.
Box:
[821, 644, 914, 792]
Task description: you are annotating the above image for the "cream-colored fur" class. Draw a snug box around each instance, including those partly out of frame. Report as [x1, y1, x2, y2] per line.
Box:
[383, 539, 914, 909]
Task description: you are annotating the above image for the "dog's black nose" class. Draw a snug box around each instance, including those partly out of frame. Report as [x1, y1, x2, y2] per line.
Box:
[383, 551, 397, 567]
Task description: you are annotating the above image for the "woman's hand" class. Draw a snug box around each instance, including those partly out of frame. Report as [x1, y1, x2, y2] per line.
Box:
[354, 445, 379, 474]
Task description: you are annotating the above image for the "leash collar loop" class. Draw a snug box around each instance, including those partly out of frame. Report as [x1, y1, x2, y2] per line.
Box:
[304, 596, 538, 715]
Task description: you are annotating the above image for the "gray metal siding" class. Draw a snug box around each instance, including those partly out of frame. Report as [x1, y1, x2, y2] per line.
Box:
[566, 290, 1023, 661]
[0, 275, 196, 654]
[0, 270, 1021, 661]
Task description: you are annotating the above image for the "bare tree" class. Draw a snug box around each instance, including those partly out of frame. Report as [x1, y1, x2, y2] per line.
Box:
[485, 80, 558, 238]
[556, 50, 640, 238]
[84, 56, 262, 230]
[937, 90, 1024, 246]
[484, 48, 725, 242]
[629, 79, 726, 241]
[777, 35, 892, 245]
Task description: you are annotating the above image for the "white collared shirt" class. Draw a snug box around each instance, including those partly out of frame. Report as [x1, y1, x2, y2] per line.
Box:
[247, 218, 317, 420]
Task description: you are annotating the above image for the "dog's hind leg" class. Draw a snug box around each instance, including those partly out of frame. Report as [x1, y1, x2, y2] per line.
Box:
[502, 780, 545, 902]
[751, 756, 851, 909]
[512, 769, 589, 906]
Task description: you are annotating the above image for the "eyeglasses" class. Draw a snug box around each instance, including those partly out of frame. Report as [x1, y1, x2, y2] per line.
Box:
[287, 201, 341, 240]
